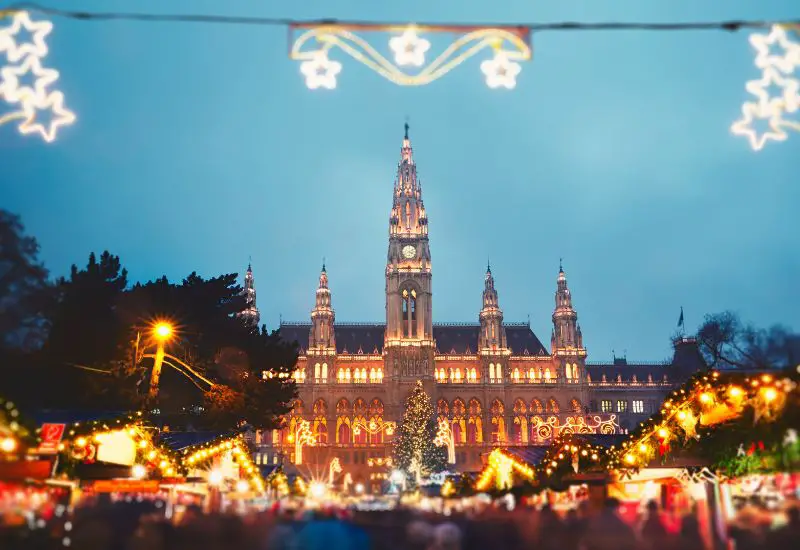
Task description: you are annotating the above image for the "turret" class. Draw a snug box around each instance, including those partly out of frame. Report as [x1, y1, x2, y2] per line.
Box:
[309, 262, 336, 352]
[478, 263, 508, 353]
[238, 262, 261, 328]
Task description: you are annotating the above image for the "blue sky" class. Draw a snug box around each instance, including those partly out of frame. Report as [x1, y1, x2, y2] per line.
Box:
[2, 0, 798, 361]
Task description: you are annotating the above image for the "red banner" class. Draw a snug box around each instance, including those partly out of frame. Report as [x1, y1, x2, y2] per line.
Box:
[0, 460, 53, 481]
[36, 423, 66, 455]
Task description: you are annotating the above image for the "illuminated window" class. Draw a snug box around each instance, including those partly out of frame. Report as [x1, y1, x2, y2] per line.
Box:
[345, 368, 351, 381]
[632, 400, 644, 413]
[528, 368, 535, 380]
[616, 400, 628, 413]
[544, 367, 552, 381]
[337, 368, 344, 382]
[321, 363, 328, 381]
[489, 363, 495, 381]
[601, 400, 612, 413]
[467, 368, 477, 382]
[315, 363, 320, 380]
[512, 368, 520, 382]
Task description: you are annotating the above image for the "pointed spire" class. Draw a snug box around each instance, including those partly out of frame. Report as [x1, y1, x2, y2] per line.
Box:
[322, 257, 326, 273]
[310, 262, 335, 351]
[404, 120, 410, 140]
[479, 264, 507, 353]
[487, 257, 491, 274]
[238, 260, 260, 328]
[552, 261, 584, 352]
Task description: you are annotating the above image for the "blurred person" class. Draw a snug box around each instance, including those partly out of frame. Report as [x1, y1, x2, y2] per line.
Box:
[538, 504, 565, 550]
[767, 506, 800, 549]
[432, 521, 462, 550]
[406, 518, 435, 550]
[676, 514, 704, 550]
[581, 498, 637, 550]
[639, 500, 670, 550]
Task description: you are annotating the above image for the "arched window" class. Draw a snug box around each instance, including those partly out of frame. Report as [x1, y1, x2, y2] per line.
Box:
[570, 398, 582, 413]
[512, 399, 528, 444]
[345, 368, 351, 381]
[528, 367, 535, 381]
[547, 398, 560, 414]
[321, 362, 328, 381]
[337, 368, 344, 382]
[353, 416, 368, 445]
[544, 367, 552, 381]
[361, 368, 367, 382]
[489, 363, 495, 381]
[336, 398, 351, 444]
[468, 368, 477, 382]
[452, 399, 466, 444]
[401, 288, 418, 338]
[530, 399, 544, 414]
[437, 399, 449, 417]
[512, 368, 520, 382]
[572, 363, 579, 380]
[368, 399, 385, 445]
[468, 398, 483, 444]
[565, 363, 572, 379]
[315, 363, 321, 380]
[490, 399, 505, 443]
[313, 399, 328, 445]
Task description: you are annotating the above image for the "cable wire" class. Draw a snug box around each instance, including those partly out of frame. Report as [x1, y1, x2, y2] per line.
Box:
[2, 2, 799, 33]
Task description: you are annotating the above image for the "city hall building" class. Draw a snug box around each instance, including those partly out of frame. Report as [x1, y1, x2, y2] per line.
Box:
[245, 126, 705, 490]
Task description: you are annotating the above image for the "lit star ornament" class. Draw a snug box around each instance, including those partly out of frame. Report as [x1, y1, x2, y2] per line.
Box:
[18, 90, 76, 143]
[0, 55, 60, 104]
[749, 25, 800, 74]
[745, 66, 800, 113]
[300, 50, 342, 90]
[480, 51, 522, 89]
[389, 29, 431, 67]
[0, 11, 53, 63]
[730, 101, 793, 151]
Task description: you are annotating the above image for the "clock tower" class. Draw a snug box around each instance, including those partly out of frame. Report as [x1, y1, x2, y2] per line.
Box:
[385, 124, 435, 382]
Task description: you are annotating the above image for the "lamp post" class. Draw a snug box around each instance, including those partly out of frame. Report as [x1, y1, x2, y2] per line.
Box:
[148, 321, 174, 400]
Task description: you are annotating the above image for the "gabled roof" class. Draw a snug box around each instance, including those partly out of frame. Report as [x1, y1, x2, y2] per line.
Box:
[159, 431, 230, 452]
[278, 322, 547, 356]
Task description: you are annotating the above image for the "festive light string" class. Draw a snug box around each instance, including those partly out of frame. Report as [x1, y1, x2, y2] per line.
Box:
[182, 434, 265, 493]
[0, 10, 75, 142]
[731, 24, 800, 150]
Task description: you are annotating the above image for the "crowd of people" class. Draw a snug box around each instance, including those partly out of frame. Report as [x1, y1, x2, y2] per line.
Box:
[1, 495, 798, 550]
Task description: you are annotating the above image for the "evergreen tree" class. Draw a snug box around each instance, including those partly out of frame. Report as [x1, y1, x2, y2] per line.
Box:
[393, 380, 447, 484]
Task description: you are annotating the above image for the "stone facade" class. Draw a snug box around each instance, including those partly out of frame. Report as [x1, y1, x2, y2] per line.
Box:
[250, 127, 705, 492]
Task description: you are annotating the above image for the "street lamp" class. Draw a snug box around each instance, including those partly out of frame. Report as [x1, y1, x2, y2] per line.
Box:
[148, 320, 174, 400]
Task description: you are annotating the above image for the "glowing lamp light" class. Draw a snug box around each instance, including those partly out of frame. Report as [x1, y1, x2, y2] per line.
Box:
[699, 393, 713, 404]
[208, 469, 224, 486]
[389, 28, 431, 67]
[657, 427, 670, 439]
[300, 50, 342, 90]
[131, 464, 147, 479]
[236, 480, 250, 493]
[309, 481, 327, 499]
[1, 437, 17, 453]
[762, 387, 778, 402]
[638, 444, 648, 453]
[480, 50, 522, 89]
[390, 470, 405, 484]
[729, 386, 744, 398]
[677, 411, 687, 420]
[74, 437, 87, 448]
[355, 483, 365, 494]
[624, 454, 636, 465]
[153, 321, 173, 341]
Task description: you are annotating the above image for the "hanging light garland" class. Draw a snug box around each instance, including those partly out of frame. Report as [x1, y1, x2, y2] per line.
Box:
[537, 433, 606, 478]
[182, 434, 265, 493]
[290, 23, 531, 90]
[731, 24, 800, 150]
[474, 448, 535, 492]
[607, 371, 797, 474]
[58, 412, 183, 479]
[0, 10, 75, 142]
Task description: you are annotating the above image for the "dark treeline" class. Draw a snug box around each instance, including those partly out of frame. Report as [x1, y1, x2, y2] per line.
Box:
[0, 210, 297, 430]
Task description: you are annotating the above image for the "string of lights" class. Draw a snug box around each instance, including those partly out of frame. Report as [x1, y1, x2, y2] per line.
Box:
[1, 5, 798, 149]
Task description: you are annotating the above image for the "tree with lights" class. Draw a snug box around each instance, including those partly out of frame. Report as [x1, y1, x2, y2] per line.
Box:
[393, 380, 447, 484]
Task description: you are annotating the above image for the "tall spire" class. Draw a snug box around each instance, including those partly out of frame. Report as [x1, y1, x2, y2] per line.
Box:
[552, 262, 584, 352]
[390, 123, 427, 237]
[309, 263, 335, 351]
[479, 264, 507, 353]
[238, 261, 260, 328]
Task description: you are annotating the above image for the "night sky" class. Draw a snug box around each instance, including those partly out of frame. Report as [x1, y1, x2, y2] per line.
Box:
[2, 0, 798, 362]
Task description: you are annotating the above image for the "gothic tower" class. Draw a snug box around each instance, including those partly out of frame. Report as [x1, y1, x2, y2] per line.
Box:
[385, 124, 434, 382]
[309, 263, 336, 353]
[478, 263, 508, 353]
[238, 262, 261, 328]
[551, 261, 587, 384]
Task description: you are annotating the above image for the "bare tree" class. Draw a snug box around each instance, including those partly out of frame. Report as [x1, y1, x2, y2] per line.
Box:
[697, 311, 799, 370]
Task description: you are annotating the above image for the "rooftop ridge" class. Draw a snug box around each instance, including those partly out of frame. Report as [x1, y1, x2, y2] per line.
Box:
[279, 321, 532, 327]
[586, 360, 671, 366]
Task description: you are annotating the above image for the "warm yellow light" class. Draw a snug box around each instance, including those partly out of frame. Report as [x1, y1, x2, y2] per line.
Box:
[1, 437, 17, 453]
[699, 393, 713, 404]
[309, 481, 327, 499]
[131, 464, 147, 479]
[75, 437, 87, 447]
[638, 444, 648, 453]
[762, 387, 778, 402]
[153, 322, 173, 341]
[657, 428, 670, 439]
[729, 386, 744, 398]
[677, 411, 687, 420]
[624, 454, 636, 465]
[236, 480, 250, 493]
[138, 440, 148, 449]
[761, 374, 773, 383]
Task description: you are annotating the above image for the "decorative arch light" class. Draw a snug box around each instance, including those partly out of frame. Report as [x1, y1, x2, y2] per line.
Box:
[0, 10, 75, 143]
[290, 23, 532, 90]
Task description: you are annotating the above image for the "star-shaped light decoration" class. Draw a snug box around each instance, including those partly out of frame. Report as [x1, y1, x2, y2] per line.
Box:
[0, 11, 54, 63]
[389, 28, 431, 67]
[480, 51, 522, 90]
[300, 50, 342, 90]
[745, 66, 800, 113]
[17, 90, 76, 143]
[0, 55, 60, 104]
[750, 25, 800, 74]
[731, 100, 793, 151]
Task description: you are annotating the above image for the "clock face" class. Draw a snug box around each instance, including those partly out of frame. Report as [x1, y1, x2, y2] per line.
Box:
[402, 245, 417, 259]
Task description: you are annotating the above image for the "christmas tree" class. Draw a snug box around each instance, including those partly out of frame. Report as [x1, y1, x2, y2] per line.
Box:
[393, 380, 447, 484]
